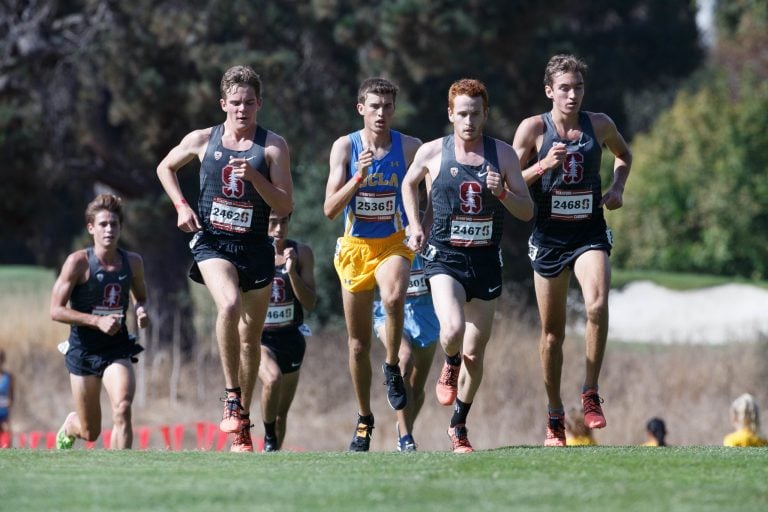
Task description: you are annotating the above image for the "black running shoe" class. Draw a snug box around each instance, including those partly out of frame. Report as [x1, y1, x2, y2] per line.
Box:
[263, 435, 278, 453]
[349, 418, 374, 452]
[382, 363, 407, 410]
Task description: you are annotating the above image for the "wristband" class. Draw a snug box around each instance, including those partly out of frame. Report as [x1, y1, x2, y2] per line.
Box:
[497, 188, 507, 201]
[354, 171, 363, 185]
[535, 161, 546, 176]
[174, 199, 188, 210]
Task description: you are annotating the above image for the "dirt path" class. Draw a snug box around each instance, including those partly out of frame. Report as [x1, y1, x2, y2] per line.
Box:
[605, 281, 768, 344]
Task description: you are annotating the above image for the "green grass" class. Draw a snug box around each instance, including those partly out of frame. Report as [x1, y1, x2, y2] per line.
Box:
[2, 447, 766, 511]
[0, 264, 57, 293]
[611, 268, 768, 290]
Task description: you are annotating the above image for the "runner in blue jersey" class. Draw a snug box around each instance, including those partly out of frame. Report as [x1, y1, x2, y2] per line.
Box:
[157, 65, 293, 452]
[50, 194, 149, 449]
[373, 253, 439, 452]
[258, 211, 316, 452]
[512, 54, 632, 447]
[403, 79, 533, 452]
[324, 77, 422, 451]
[0, 349, 13, 448]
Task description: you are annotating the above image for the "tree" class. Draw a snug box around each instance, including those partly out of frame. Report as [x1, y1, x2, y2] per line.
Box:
[1, 0, 706, 333]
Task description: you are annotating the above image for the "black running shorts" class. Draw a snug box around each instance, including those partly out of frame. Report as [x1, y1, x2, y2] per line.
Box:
[261, 328, 306, 374]
[189, 231, 275, 292]
[423, 241, 503, 302]
[528, 230, 612, 278]
[65, 341, 143, 377]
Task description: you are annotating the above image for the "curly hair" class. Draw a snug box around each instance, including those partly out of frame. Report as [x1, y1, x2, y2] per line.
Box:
[448, 78, 488, 111]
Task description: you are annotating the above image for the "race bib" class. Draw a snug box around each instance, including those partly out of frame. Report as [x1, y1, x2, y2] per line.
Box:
[210, 197, 253, 233]
[355, 191, 396, 221]
[550, 190, 592, 220]
[406, 269, 429, 297]
[265, 303, 294, 327]
[450, 215, 493, 247]
[92, 306, 123, 316]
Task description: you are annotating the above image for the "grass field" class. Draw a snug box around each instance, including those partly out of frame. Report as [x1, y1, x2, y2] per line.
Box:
[1, 447, 766, 511]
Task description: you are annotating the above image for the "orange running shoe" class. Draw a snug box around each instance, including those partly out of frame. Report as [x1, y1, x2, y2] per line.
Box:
[230, 419, 254, 453]
[544, 413, 566, 447]
[447, 424, 473, 453]
[435, 360, 460, 406]
[220, 395, 243, 433]
[582, 390, 607, 429]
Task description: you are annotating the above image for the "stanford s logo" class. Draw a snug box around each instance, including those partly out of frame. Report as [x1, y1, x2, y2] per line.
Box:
[270, 277, 286, 304]
[103, 283, 122, 307]
[459, 182, 483, 214]
[562, 153, 584, 184]
[221, 165, 245, 198]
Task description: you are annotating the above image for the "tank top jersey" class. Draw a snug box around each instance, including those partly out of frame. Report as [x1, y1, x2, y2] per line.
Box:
[68, 247, 132, 351]
[197, 123, 271, 242]
[429, 134, 504, 248]
[530, 111, 606, 248]
[264, 240, 304, 332]
[343, 130, 409, 238]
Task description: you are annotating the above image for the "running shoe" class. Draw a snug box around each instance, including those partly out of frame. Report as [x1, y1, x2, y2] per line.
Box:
[263, 434, 278, 453]
[231, 419, 254, 453]
[382, 363, 407, 410]
[397, 434, 417, 452]
[447, 424, 473, 453]
[544, 413, 566, 447]
[582, 389, 607, 429]
[56, 411, 77, 450]
[220, 395, 243, 433]
[349, 419, 374, 452]
[436, 360, 460, 406]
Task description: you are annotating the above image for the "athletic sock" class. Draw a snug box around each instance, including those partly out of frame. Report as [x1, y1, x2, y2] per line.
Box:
[450, 398, 472, 427]
[358, 413, 374, 426]
[446, 353, 461, 366]
[225, 386, 242, 398]
[548, 406, 565, 416]
[264, 421, 276, 438]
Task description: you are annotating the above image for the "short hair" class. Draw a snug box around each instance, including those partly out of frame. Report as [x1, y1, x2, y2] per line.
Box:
[731, 393, 761, 433]
[220, 65, 262, 99]
[448, 78, 489, 111]
[85, 194, 123, 225]
[544, 54, 588, 88]
[357, 78, 398, 105]
[646, 417, 667, 446]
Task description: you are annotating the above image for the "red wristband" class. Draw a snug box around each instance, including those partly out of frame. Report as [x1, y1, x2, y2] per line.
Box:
[535, 161, 546, 176]
[174, 199, 188, 210]
[354, 172, 363, 185]
[497, 188, 507, 201]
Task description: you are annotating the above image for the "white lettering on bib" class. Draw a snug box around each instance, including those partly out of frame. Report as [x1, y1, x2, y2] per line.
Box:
[265, 303, 294, 327]
[355, 191, 396, 221]
[450, 215, 493, 247]
[210, 197, 253, 233]
[550, 189, 592, 221]
[406, 270, 429, 297]
[92, 306, 123, 316]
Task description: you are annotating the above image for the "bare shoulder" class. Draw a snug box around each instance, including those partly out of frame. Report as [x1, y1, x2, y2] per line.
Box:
[329, 135, 352, 163]
[415, 137, 443, 159]
[296, 241, 315, 259]
[265, 129, 289, 151]
[60, 249, 89, 278]
[516, 114, 545, 136]
[181, 127, 213, 151]
[585, 111, 617, 135]
[126, 251, 145, 268]
[400, 133, 423, 151]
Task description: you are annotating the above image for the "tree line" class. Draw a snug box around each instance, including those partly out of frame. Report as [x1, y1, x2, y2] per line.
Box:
[4, 0, 762, 342]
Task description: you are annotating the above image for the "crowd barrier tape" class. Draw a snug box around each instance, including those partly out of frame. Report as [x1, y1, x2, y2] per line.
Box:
[0, 422, 288, 452]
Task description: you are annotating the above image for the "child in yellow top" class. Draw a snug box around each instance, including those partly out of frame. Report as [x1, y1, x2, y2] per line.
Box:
[565, 408, 597, 446]
[723, 393, 768, 447]
[643, 417, 667, 446]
